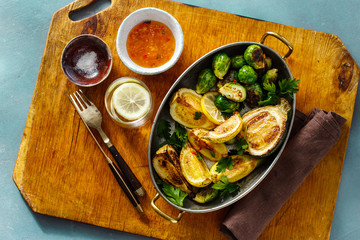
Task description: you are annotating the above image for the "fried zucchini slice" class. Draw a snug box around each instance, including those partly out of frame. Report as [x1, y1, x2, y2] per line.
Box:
[210, 155, 263, 183]
[152, 145, 192, 194]
[187, 128, 228, 161]
[240, 98, 291, 156]
[180, 143, 212, 188]
[169, 88, 217, 129]
[203, 112, 243, 143]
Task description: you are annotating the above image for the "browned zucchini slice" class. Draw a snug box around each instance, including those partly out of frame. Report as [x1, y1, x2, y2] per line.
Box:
[187, 128, 228, 161]
[204, 112, 243, 143]
[152, 145, 192, 194]
[210, 155, 263, 183]
[179, 143, 212, 188]
[241, 98, 291, 156]
[169, 88, 216, 129]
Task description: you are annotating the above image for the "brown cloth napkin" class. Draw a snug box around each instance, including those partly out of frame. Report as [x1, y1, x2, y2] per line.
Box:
[220, 108, 347, 240]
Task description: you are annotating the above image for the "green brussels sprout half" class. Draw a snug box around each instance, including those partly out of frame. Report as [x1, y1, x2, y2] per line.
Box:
[218, 82, 246, 102]
[245, 83, 264, 107]
[238, 65, 258, 85]
[261, 68, 278, 86]
[244, 45, 265, 69]
[264, 56, 272, 70]
[230, 55, 246, 69]
[193, 186, 219, 203]
[196, 68, 218, 94]
[217, 69, 238, 88]
[212, 52, 231, 79]
[214, 94, 239, 113]
[225, 137, 237, 145]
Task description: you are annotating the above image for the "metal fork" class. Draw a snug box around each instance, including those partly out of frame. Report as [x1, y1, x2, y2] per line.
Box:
[68, 90, 145, 197]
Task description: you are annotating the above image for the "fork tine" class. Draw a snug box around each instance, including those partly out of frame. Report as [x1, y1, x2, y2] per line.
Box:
[78, 89, 94, 106]
[67, 93, 82, 112]
[74, 91, 87, 110]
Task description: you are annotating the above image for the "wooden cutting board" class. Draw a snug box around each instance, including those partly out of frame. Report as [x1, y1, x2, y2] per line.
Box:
[13, 0, 359, 239]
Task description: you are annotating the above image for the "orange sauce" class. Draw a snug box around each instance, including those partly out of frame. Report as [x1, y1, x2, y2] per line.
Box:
[126, 21, 175, 68]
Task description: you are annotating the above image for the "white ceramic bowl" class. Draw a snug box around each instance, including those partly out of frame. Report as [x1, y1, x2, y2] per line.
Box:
[116, 8, 184, 75]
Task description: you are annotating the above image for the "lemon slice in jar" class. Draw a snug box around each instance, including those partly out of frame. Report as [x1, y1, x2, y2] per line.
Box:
[112, 82, 151, 121]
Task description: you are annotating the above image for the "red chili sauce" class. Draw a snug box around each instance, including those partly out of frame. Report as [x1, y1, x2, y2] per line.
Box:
[126, 21, 175, 68]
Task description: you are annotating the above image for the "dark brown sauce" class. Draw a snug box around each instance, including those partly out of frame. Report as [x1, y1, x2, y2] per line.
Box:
[62, 38, 111, 85]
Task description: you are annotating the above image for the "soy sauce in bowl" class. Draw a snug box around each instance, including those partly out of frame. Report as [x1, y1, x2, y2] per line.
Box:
[61, 34, 112, 87]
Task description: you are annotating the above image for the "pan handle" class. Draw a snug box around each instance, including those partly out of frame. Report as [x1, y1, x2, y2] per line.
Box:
[151, 193, 185, 223]
[260, 32, 293, 60]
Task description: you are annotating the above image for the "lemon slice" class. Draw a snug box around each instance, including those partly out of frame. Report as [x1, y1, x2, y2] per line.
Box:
[111, 82, 151, 121]
[204, 112, 243, 143]
[200, 92, 225, 125]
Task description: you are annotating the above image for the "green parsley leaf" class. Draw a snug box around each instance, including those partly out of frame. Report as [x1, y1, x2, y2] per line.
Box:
[212, 176, 240, 197]
[216, 156, 234, 173]
[235, 137, 248, 155]
[210, 150, 215, 158]
[259, 82, 279, 106]
[160, 122, 188, 152]
[158, 180, 188, 206]
[174, 122, 188, 146]
[194, 112, 202, 120]
[259, 94, 278, 106]
[263, 82, 277, 93]
[157, 119, 171, 140]
[279, 78, 300, 97]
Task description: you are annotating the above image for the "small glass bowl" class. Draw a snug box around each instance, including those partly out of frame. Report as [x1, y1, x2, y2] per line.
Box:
[61, 34, 113, 87]
[105, 77, 154, 128]
[116, 7, 184, 75]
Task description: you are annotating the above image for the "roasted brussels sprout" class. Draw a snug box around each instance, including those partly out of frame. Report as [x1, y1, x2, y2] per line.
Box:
[214, 94, 239, 113]
[261, 68, 278, 86]
[196, 68, 218, 94]
[225, 137, 237, 145]
[237, 65, 258, 85]
[264, 56, 272, 70]
[245, 83, 263, 107]
[217, 69, 238, 88]
[218, 82, 246, 102]
[212, 52, 231, 79]
[230, 55, 246, 69]
[193, 186, 219, 203]
[244, 44, 265, 70]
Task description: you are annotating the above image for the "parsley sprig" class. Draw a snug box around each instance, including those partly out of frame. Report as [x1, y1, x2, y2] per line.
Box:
[235, 137, 248, 155]
[212, 176, 240, 197]
[259, 78, 300, 106]
[157, 180, 188, 206]
[157, 120, 188, 152]
[216, 156, 234, 173]
[234, 127, 248, 155]
[194, 112, 202, 120]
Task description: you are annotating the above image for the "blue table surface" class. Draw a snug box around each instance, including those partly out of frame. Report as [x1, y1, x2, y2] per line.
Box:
[1, 0, 359, 239]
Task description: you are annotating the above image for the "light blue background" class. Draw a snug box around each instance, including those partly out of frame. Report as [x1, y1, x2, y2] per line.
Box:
[1, 0, 359, 239]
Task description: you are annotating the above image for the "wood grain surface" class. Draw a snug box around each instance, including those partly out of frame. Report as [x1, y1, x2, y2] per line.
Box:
[13, 0, 359, 239]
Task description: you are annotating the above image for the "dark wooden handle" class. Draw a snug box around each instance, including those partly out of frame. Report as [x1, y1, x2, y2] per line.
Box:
[108, 162, 143, 213]
[108, 162, 137, 206]
[108, 145, 145, 197]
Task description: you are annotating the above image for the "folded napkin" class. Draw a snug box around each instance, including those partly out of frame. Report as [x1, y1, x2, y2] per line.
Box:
[220, 108, 347, 240]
